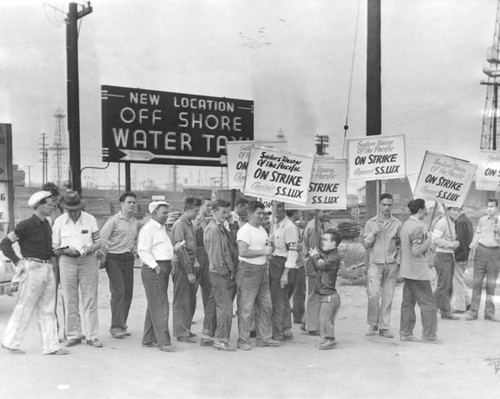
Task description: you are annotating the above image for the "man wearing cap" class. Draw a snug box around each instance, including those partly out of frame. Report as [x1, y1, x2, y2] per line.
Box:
[0, 191, 68, 355]
[269, 201, 299, 341]
[100, 191, 141, 339]
[52, 191, 103, 348]
[172, 196, 202, 343]
[138, 201, 178, 352]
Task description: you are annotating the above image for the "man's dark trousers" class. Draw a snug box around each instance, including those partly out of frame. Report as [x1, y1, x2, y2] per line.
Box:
[173, 261, 197, 337]
[141, 261, 172, 346]
[106, 252, 135, 333]
[400, 278, 438, 340]
[470, 245, 500, 318]
[197, 256, 212, 312]
[291, 265, 306, 323]
[202, 272, 234, 343]
[269, 256, 294, 339]
[433, 252, 455, 316]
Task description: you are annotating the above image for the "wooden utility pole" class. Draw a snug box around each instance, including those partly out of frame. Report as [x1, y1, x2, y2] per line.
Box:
[66, 2, 92, 194]
[366, 0, 382, 219]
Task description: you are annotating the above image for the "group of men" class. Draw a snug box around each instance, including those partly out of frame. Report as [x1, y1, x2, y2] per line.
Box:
[2, 185, 499, 354]
[0, 188, 102, 354]
[363, 194, 500, 344]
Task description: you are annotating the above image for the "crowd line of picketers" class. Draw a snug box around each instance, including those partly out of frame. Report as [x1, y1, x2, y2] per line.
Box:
[1, 182, 499, 354]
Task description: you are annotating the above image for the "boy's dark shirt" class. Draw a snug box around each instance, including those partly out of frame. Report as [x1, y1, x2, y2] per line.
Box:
[311, 248, 340, 295]
[454, 213, 473, 262]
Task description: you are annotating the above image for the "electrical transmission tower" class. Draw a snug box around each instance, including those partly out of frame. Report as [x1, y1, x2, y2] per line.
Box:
[39, 133, 48, 185]
[481, 0, 500, 150]
[315, 134, 330, 156]
[50, 107, 69, 187]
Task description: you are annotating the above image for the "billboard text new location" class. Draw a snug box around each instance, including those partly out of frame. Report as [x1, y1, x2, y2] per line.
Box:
[101, 85, 254, 167]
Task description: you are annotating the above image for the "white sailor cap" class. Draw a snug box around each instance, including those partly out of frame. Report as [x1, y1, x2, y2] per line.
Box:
[28, 191, 52, 208]
[149, 201, 171, 214]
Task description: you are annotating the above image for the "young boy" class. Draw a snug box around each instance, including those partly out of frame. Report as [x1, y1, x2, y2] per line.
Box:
[308, 229, 342, 350]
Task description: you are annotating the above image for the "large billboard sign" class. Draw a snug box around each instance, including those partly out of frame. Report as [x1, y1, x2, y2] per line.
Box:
[101, 85, 254, 167]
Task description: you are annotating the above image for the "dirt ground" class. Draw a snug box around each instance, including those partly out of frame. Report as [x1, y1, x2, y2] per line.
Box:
[1, 268, 499, 399]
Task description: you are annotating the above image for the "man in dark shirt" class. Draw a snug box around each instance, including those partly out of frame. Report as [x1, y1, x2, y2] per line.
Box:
[0, 191, 68, 355]
[308, 229, 342, 350]
[451, 208, 473, 313]
[172, 196, 201, 343]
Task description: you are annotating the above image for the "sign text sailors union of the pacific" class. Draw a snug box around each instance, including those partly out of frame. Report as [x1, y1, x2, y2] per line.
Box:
[101, 85, 254, 167]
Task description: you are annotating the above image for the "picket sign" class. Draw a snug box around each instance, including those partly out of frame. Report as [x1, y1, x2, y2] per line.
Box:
[475, 149, 500, 191]
[347, 135, 406, 181]
[413, 151, 477, 208]
[226, 140, 287, 190]
[243, 146, 314, 206]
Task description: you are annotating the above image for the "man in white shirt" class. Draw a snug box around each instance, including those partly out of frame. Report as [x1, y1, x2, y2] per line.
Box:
[52, 191, 103, 348]
[138, 201, 180, 352]
[236, 200, 281, 350]
[269, 201, 298, 341]
[431, 207, 460, 320]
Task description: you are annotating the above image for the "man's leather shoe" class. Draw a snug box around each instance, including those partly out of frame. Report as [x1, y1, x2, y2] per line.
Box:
[142, 341, 158, 347]
[465, 313, 478, 321]
[111, 331, 126, 339]
[441, 313, 460, 320]
[366, 325, 378, 336]
[452, 309, 465, 314]
[485, 316, 500, 322]
[422, 337, 443, 344]
[87, 338, 103, 348]
[177, 336, 196, 343]
[318, 339, 336, 350]
[213, 341, 236, 351]
[237, 342, 252, 351]
[400, 335, 421, 343]
[1, 344, 25, 354]
[158, 344, 175, 352]
[48, 348, 69, 355]
[283, 330, 293, 340]
[378, 329, 394, 338]
[189, 332, 197, 338]
[66, 337, 82, 347]
[256, 339, 281, 347]
[200, 338, 214, 346]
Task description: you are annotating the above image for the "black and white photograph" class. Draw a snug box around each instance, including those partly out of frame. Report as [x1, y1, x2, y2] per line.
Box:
[1, 0, 499, 398]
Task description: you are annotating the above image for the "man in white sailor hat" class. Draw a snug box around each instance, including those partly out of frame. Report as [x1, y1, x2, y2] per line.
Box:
[0, 191, 68, 355]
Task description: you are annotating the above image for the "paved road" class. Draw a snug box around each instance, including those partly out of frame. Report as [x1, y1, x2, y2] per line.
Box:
[1, 268, 499, 399]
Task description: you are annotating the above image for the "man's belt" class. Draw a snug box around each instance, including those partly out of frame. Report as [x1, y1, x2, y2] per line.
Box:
[24, 257, 52, 264]
[478, 243, 500, 249]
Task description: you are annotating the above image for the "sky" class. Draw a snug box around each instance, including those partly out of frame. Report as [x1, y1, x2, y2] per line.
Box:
[0, 0, 497, 193]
